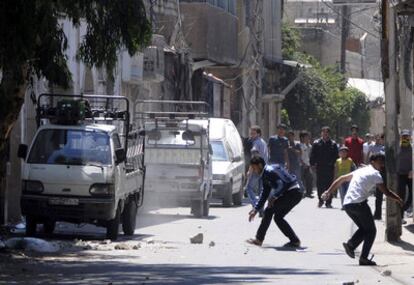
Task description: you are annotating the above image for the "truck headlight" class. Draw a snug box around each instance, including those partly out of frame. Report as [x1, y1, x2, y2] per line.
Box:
[89, 184, 114, 197]
[22, 180, 44, 194]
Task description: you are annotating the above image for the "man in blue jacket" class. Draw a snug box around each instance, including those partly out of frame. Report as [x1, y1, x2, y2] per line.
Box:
[247, 157, 303, 247]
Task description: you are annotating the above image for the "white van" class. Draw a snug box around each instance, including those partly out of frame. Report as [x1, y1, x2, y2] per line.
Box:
[210, 118, 245, 206]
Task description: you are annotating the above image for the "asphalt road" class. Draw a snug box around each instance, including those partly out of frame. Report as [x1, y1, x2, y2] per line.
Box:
[1, 196, 412, 285]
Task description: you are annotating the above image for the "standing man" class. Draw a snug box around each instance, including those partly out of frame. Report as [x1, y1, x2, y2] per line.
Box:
[246, 157, 303, 247]
[245, 126, 268, 210]
[397, 129, 412, 224]
[300, 131, 314, 198]
[322, 153, 403, 266]
[363, 133, 374, 164]
[310, 126, 338, 208]
[249, 125, 268, 162]
[268, 124, 289, 169]
[287, 131, 303, 190]
[344, 125, 364, 167]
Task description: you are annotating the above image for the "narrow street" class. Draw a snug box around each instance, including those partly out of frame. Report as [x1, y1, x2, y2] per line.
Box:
[1, 197, 413, 285]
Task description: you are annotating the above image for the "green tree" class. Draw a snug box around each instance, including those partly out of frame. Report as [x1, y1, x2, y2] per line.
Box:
[282, 22, 301, 60]
[281, 22, 370, 138]
[0, 0, 151, 220]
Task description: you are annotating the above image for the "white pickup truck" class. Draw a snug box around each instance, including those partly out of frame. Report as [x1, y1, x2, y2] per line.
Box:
[134, 100, 212, 217]
[18, 94, 145, 240]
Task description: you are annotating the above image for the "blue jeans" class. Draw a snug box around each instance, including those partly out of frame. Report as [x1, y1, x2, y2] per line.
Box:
[245, 173, 261, 208]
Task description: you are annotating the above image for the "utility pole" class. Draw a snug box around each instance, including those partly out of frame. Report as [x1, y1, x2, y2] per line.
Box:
[381, 0, 402, 241]
[340, 5, 350, 74]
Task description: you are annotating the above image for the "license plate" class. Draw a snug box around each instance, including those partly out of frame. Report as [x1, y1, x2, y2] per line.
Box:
[48, 197, 79, 206]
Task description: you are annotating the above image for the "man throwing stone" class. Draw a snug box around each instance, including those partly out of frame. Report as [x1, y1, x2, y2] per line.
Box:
[247, 157, 303, 248]
[322, 153, 403, 266]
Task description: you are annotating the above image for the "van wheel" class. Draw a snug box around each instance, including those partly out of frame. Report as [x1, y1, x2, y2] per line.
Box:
[25, 216, 37, 237]
[122, 197, 138, 236]
[191, 200, 203, 218]
[106, 206, 121, 241]
[233, 180, 244, 206]
[43, 220, 56, 234]
[203, 198, 210, 217]
[222, 182, 233, 207]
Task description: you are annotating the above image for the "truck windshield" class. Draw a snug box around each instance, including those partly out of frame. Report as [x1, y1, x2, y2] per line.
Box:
[28, 129, 111, 165]
[211, 141, 228, 161]
[147, 130, 196, 146]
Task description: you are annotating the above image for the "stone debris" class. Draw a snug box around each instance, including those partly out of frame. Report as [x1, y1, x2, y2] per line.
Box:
[209, 241, 215, 247]
[4, 237, 60, 253]
[100, 239, 112, 245]
[114, 243, 131, 250]
[190, 233, 203, 244]
[342, 282, 354, 285]
[381, 270, 392, 277]
[146, 238, 155, 244]
[132, 243, 141, 250]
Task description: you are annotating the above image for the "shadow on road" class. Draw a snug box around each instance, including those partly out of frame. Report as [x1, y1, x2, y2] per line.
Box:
[0, 261, 331, 284]
[389, 238, 414, 253]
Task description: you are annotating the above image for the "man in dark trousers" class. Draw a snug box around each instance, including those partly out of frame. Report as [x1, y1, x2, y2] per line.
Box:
[322, 153, 403, 266]
[310, 126, 338, 208]
[246, 157, 303, 247]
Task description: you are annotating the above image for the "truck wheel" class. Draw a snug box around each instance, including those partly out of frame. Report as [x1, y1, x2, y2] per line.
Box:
[191, 200, 203, 218]
[25, 216, 37, 237]
[122, 197, 138, 236]
[222, 182, 233, 207]
[232, 179, 244, 206]
[106, 206, 121, 241]
[203, 198, 210, 217]
[43, 220, 56, 234]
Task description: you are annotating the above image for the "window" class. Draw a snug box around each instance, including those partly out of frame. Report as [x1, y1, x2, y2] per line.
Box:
[211, 141, 228, 161]
[28, 129, 112, 165]
[147, 129, 196, 147]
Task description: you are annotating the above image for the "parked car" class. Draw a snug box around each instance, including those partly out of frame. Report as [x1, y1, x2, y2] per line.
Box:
[18, 94, 145, 240]
[209, 118, 245, 206]
[136, 100, 212, 218]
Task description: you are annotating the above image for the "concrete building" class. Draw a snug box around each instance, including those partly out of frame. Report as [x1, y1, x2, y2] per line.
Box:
[285, 0, 382, 81]
[2, 0, 286, 223]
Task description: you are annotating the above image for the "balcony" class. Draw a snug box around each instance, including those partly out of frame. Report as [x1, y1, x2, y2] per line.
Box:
[180, 1, 238, 65]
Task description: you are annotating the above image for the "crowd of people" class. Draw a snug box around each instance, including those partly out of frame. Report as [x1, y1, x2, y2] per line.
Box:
[243, 123, 412, 266]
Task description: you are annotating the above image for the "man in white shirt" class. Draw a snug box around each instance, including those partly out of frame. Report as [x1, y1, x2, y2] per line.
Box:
[362, 133, 374, 164]
[322, 153, 403, 266]
[300, 131, 313, 198]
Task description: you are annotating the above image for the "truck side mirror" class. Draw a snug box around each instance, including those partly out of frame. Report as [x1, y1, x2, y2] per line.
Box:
[115, 148, 126, 164]
[17, 144, 28, 160]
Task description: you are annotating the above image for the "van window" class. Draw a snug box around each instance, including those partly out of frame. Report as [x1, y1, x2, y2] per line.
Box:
[147, 129, 195, 146]
[28, 129, 111, 165]
[211, 141, 228, 161]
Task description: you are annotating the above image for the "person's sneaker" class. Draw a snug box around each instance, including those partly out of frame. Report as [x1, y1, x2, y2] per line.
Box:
[342, 242, 355, 259]
[283, 241, 301, 248]
[305, 194, 314, 199]
[359, 257, 377, 266]
[318, 201, 323, 208]
[326, 204, 333, 208]
[246, 238, 263, 246]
